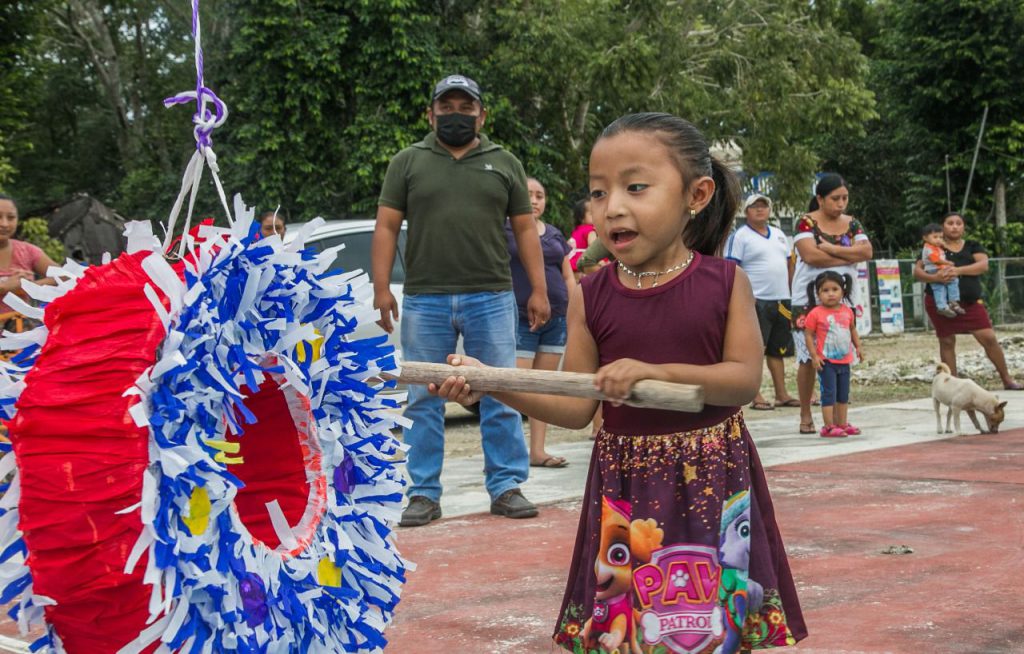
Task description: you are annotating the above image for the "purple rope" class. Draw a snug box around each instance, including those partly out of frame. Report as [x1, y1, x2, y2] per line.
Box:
[164, 0, 226, 151]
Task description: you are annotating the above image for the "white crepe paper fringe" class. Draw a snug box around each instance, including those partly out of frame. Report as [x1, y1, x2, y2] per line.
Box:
[1, 205, 410, 653]
[117, 195, 409, 654]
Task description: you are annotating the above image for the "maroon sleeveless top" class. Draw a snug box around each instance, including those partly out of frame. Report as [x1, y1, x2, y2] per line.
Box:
[582, 252, 738, 434]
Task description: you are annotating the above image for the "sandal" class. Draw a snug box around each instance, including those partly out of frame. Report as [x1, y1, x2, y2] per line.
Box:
[820, 425, 847, 438]
[839, 423, 861, 435]
[530, 455, 569, 468]
[799, 420, 816, 434]
[774, 398, 801, 408]
[1003, 382, 1023, 391]
[750, 401, 775, 411]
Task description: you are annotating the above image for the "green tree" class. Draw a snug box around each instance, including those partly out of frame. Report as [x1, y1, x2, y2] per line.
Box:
[17, 218, 66, 261]
[819, 0, 1024, 253]
[446, 0, 877, 229]
[6, 1, 200, 219]
[4, 0, 878, 239]
[0, 2, 49, 189]
[217, 0, 444, 220]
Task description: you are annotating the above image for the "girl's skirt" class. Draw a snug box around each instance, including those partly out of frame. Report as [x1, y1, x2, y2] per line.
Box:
[553, 411, 807, 653]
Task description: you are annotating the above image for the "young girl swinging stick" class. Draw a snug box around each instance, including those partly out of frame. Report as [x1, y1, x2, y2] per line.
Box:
[431, 113, 806, 653]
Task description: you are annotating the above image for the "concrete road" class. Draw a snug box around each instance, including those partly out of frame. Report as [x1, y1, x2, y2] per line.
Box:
[387, 421, 1024, 653]
[3, 393, 1022, 653]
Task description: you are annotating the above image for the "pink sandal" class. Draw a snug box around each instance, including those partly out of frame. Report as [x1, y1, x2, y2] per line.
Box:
[819, 424, 847, 438]
[840, 423, 861, 435]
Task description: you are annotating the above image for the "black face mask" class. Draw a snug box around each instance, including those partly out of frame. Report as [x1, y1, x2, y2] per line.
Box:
[435, 113, 478, 147]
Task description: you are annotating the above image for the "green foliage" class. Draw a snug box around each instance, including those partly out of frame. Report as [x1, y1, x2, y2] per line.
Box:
[17, 218, 66, 262]
[6, 0, 874, 239]
[818, 0, 1024, 253]
[438, 0, 877, 230]
[0, 2, 49, 188]
[217, 0, 443, 221]
[969, 221, 1024, 258]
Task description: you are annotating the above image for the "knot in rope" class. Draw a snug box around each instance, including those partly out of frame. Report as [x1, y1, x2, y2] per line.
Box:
[161, 0, 233, 256]
[163, 85, 227, 151]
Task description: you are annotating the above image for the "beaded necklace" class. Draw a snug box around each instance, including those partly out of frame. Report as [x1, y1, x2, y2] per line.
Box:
[617, 250, 695, 289]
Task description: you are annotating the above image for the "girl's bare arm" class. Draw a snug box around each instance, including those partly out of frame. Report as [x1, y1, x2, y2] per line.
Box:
[850, 318, 863, 359]
[434, 283, 601, 430]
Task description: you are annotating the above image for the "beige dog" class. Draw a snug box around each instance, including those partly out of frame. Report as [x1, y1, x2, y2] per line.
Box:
[932, 363, 1007, 435]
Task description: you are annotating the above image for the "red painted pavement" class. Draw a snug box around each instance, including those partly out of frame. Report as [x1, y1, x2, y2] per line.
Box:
[3, 430, 1022, 653]
[387, 430, 1024, 653]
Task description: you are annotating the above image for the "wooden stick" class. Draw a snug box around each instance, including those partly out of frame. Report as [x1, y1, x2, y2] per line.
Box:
[388, 361, 704, 413]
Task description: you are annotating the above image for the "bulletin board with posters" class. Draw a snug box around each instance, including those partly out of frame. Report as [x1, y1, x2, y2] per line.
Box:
[854, 261, 872, 336]
[875, 259, 904, 334]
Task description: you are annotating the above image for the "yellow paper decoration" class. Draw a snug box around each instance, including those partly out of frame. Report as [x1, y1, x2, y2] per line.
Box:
[296, 328, 324, 363]
[317, 557, 342, 587]
[204, 439, 241, 454]
[205, 439, 243, 465]
[184, 486, 211, 535]
[213, 452, 245, 465]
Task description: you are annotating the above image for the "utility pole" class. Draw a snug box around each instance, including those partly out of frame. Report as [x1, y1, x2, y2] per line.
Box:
[994, 175, 1007, 323]
[961, 104, 989, 214]
[945, 155, 952, 212]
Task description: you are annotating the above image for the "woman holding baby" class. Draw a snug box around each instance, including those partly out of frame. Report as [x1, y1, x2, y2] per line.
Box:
[912, 211, 1021, 390]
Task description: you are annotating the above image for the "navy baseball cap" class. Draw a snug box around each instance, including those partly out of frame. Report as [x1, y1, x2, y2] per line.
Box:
[432, 75, 483, 104]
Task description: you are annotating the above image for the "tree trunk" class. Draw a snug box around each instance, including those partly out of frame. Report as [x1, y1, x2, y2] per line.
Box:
[61, 0, 137, 164]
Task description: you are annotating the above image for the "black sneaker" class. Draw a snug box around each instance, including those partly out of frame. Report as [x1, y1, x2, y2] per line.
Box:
[399, 496, 442, 527]
[490, 488, 538, 519]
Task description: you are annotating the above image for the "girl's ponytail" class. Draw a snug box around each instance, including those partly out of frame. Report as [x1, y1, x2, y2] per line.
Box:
[842, 273, 855, 307]
[805, 279, 819, 309]
[686, 156, 740, 257]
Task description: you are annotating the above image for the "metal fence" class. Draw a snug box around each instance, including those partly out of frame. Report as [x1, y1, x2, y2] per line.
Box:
[865, 258, 1024, 332]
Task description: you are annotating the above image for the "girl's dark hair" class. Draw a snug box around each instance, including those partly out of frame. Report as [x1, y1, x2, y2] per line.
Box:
[598, 112, 739, 256]
[921, 223, 943, 237]
[572, 198, 590, 227]
[807, 173, 847, 212]
[259, 210, 285, 224]
[805, 270, 854, 309]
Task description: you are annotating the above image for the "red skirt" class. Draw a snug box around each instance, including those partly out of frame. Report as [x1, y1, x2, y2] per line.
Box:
[924, 294, 993, 338]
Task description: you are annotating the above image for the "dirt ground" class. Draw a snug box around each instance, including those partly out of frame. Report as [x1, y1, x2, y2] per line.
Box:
[428, 325, 1024, 459]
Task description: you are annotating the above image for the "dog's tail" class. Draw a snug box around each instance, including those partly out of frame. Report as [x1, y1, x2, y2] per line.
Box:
[936, 362, 952, 375]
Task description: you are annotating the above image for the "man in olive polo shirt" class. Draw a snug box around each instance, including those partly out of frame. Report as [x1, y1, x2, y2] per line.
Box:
[372, 74, 550, 527]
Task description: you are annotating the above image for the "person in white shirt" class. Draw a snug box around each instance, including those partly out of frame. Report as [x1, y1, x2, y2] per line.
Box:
[725, 194, 798, 410]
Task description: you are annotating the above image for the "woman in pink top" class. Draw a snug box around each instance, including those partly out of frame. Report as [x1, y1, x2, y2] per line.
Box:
[0, 194, 59, 324]
[567, 199, 598, 278]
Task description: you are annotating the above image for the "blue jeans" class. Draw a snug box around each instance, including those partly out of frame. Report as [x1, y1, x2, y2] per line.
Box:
[817, 361, 850, 407]
[400, 291, 528, 502]
[931, 278, 960, 309]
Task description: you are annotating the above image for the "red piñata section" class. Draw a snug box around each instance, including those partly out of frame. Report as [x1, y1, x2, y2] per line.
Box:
[10, 251, 166, 653]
